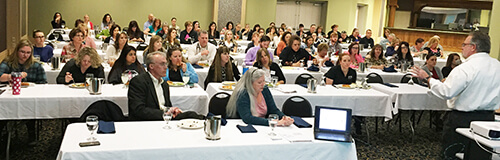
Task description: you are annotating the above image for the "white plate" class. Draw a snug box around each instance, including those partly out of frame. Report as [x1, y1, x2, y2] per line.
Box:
[219, 86, 233, 91]
[168, 82, 185, 87]
[335, 84, 357, 89]
[177, 119, 204, 129]
[221, 81, 236, 86]
[21, 82, 35, 88]
[69, 83, 86, 89]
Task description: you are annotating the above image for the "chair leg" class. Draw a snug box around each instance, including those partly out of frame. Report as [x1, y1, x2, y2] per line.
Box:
[375, 117, 378, 133]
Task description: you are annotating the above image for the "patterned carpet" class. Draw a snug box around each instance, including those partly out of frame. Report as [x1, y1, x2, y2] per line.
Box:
[0, 111, 445, 160]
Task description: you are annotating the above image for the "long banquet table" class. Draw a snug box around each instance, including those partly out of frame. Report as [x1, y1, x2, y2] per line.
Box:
[0, 84, 209, 120]
[206, 83, 393, 120]
[56, 118, 357, 160]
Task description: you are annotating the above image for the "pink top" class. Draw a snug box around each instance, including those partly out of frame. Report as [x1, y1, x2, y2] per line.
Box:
[254, 93, 268, 118]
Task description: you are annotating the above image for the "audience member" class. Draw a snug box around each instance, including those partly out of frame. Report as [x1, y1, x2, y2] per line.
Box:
[245, 36, 273, 65]
[204, 46, 240, 88]
[208, 22, 220, 39]
[359, 29, 374, 49]
[127, 20, 145, 42]
[104, 24, 120, 44]
[32, 30, 54, 62]
[385, 37, 399, 57]
[108, 46, 146, 84]
[143, 35, 166, 63]
[253, 48, 285, 84]
[105, 32, 129, 66]
[163, 47, 198, 84]
[316, 43, 333, 67]
[61, 28, 86, 62]
[410, 38, 425, 57]
[279, 35, 316, 67]
[180, 21, 198, 44]
[187, 30, 216, 66]
[83, 14, 93, 30]
[276, 31, 291, 56]
[144, 18, 162, 36]
[424, 37, 442, 57]
[51, 12, 66, 29]
[163, 28, 180, 51]
[56, 47, 104, 84]
[100, 13, 113, 30]
[395, 41, 414, 67]
[364, 44, 387, 69]
[441, 53, 461, 78]
[143, 14, 154, 30]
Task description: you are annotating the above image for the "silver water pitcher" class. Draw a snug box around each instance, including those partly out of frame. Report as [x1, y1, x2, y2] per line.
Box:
[359, 63, 366, 73]
[204, 116, 222, 140]
[307, 78, 318, 93]
[51, 57, 61, 70]
[86, 78, 104, 95]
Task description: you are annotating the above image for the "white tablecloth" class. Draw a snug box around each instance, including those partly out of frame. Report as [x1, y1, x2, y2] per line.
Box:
[0, 84, 209, 120]
[370, 83, 448, 113]
[57, 119, 357, 160]
[206, 83, 393, 120]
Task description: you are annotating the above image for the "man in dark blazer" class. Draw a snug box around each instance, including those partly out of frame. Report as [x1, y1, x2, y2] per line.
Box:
[128, 51, 181, 120]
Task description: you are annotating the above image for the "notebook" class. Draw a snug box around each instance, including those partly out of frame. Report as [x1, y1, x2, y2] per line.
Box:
[313, 106, 353, 143]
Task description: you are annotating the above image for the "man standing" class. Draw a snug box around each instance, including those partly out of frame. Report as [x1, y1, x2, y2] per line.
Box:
[412, 32, 500, 159]
[187, 30, 216, 65]
[244, 36, 274, 65]
[128, 51, 182, 120]
[143, 14, 154, 31]
[359, 29, 374, 49]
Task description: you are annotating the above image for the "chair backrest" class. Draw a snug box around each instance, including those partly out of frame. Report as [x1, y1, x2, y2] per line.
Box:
[209, 92, 231, 119]
[80, 100, 126, 122]
[400, 74, 420, 83]
[295, 73, 314, 84]
[282, 96, 313, 117]
[366, 73, 384, 83]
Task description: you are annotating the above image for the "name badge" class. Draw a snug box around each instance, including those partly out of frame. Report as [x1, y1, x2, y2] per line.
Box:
[270, 71, 276, 75]
[348, 76, 353, 79]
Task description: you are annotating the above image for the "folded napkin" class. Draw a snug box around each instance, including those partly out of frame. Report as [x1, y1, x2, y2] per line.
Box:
[97, 120, 115, 134]
[383, 66, 397, 72]
[382, 83, 399, 88]
[307, 65, 319, 72]
[324, 61, 334, 67]
[206, 112, 227, 126]
[236, 124, 257, 133]
[291, 116, 312, 128]
[298, 84, 308, 88]
[192, 64, 204, 69]
[276, 88, 297, 94]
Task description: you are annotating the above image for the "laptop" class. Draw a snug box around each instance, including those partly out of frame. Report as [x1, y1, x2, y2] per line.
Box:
[313, 106, 353, 143]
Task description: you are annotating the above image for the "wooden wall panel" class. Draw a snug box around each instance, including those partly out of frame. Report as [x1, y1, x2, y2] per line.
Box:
[387, 27, 468, 52]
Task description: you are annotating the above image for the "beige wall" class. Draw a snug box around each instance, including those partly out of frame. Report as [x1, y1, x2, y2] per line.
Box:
[490, 0, 499, 60]
[28, 0, 213, 35]
[394, 11, 411, 28]
[245, 0, 276, 27]
[325, 0, 381, 41]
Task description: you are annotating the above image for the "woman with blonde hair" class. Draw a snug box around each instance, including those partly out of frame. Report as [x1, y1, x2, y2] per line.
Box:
[77, 23, 96, 49]
[106, 32, 129, 66]
[0, 39, 47, 84]
[226, 67, 294, 126]
[143, 35, 166, 63]
[424, 37, 442, 57]
[223, 30, 238, 52]
[385, 37, 400, 57]
[204, 46, 240, 88]
[56, 47, 104, 84]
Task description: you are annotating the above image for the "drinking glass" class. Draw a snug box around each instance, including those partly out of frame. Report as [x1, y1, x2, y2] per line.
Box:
[182, 73, 190, 88]
[86, 115, 98, 141]
[121, 72, 129, 85]
[85, 73, 94, 87]
[33, 55, 41, 62]
[54, 34, 60, 41]
[271, 76, 278, 88]
[163, 108, 172, 129]
[268, 114, 279, 137]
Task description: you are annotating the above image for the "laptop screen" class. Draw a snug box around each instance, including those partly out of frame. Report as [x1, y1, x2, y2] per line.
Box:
[314, 106, 352, 132]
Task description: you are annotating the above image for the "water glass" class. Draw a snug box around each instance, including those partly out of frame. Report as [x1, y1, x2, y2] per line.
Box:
[271, 76, 278, 88]
[86, 115, 98, 141]
[182, 73, 190, 88]
[163, 108, 172, 129]
[33, 55, 41, 62]
[268, 114, 279, 137]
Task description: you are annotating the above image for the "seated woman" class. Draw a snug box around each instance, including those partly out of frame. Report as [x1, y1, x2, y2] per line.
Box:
[204, 46, 241, 88]
[51, 12, 66, 29]
[385, 37, 399, 57]
[245, 32, 260, 53]
[104, 24, 121, 44]
[279, 35, 316, 67]
[157, 22, 169, 39]
[441, 53, 461, 78]
[348, 28, 361, 42]
[77, 23, 96, 49]
[57, 47, 104, 84]
[143, 35, 166, 63]
[162, 47, 198, 84]
[253, 48, 285, 84]
[108, 46, 146, 84]
[100, 13, 112, 30]
[301, 36, 316, 56]
[163, 28, 180, 51]
[226, 67, 294, 126]
[422, 54, 444, 82]
[61, 28, 86, 62]
[423, 37, 442, 57]
[276, 31, 291, 56]
[96, 22, 113, 40]
[105, 32, 129, 66]
[127, 20, 145, 42]
[347, 43, 364, 68]
[0, 39, 47, 84]
[32, 30, 54, 62]
[364, 44, 387, 69]
[180, 21, 198, 44]
[339, 31, 348, 43]
[315, 43, 334, 67]
[223, 30, 238, 52]
[324, 53, 356, 85]
[395, 41, 414, 67]
[208, 22, 220, 40]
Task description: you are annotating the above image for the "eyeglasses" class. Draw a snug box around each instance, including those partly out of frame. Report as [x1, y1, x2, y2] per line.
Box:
[462, 43, 475, 47]
[34, 36, 44, 39]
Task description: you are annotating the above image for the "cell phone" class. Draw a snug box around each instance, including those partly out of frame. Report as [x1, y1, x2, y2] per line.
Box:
[79, 141, 100, 147]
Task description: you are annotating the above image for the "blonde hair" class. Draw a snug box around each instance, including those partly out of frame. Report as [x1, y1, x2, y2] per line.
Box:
[75, 47, 102, 68]
[426, 37, 440, 49]
[6, 39, 34, 70]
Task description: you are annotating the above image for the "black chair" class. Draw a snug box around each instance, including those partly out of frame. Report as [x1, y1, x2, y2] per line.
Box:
[400, 74, 419, 83]
[79, 100, 126, 122]
[282, 96, 313, 117]
[295, 73, 314, 84]
[366, 73, 384, 83]
[208, 92, 231, 119]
